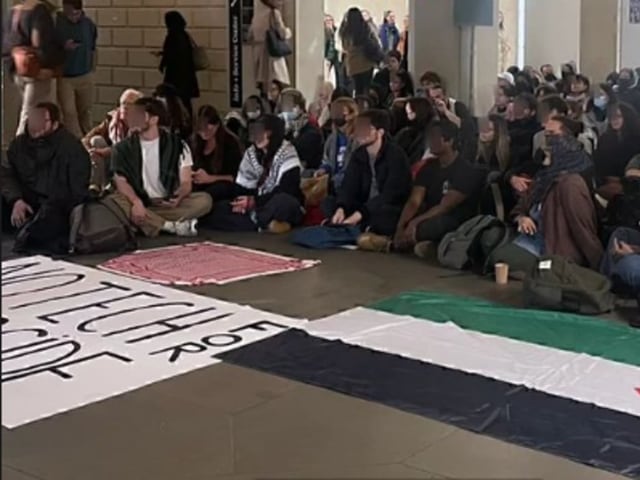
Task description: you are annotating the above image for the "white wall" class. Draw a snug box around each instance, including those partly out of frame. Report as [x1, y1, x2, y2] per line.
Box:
[619, 0, 640, 68]
[324, 0, 408, 29]
[524, 0, 581, 71]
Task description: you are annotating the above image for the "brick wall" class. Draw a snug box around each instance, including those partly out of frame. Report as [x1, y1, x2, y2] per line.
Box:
[84, 0, 229, 122]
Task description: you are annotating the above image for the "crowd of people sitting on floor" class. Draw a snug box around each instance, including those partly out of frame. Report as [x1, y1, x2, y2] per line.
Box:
[1, 7, 639, 321]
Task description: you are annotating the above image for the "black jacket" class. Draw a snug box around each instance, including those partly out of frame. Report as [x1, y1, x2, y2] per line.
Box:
[395, 125, 428, 166]
[289, 122, 324, 170]
[337, 137, 412, 223]
[1, 127, 90, 208]
[507, 117, 543, 178]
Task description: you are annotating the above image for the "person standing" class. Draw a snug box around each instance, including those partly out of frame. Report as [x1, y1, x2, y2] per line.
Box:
[2, 0, 64, 135]
[379, 10, 400, 54]
[158, 11, 199, 119]
[324, 14, 339, 86]
[339, 7, 383, 96]
[248, 0, 291, 98]
[55, 0, 97, 138]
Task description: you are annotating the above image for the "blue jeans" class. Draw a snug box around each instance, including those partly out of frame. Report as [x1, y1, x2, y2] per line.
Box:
[601, 227, 640, 293]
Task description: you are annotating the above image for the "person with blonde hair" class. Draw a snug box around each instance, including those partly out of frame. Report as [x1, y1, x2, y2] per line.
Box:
[309, 80, 334, 127]
[476, 114, 511, 173]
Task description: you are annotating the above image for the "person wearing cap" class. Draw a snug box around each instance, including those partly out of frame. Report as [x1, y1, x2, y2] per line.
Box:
[203, 114, 304, 234]
[276, 88, 324, 170]
[497, 72, 515, 90]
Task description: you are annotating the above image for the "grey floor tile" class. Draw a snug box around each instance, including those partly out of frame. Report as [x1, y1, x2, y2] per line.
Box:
[405, 428, 628, 480]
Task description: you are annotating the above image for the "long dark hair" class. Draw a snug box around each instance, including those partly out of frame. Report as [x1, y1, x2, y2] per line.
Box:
[405, 97, 435, 130]
[255, 114, 286, 176]
[164, 11, 186, 31]
[193, 105, 240, 174]
[152, 83, 191, 138]
[607, 102, 640, 141]
[391, 70, 415, 97]
[339, 7, 370, 46]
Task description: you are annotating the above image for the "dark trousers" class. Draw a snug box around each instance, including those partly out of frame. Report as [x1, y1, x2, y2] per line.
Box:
[322, 196, 401, 237]
[415, 215, 461, 243]
[196, 181, 236, 202]
[351, 69, 373, 96]
[600, 227, 640, 294]
[179, 95, 193, 120]
[202, 193, 303, 232]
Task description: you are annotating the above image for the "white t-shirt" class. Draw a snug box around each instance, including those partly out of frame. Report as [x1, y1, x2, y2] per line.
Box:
[140, 138, 193, 199]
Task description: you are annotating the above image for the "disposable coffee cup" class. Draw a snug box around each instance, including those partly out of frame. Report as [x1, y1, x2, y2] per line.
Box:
[495, 263, 509, 285]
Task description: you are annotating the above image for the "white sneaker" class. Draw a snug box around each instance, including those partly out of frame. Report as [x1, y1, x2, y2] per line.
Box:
[172, 219, 198, 237]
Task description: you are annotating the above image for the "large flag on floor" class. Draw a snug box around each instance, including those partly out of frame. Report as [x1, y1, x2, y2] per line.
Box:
[219, 291, 640, 478]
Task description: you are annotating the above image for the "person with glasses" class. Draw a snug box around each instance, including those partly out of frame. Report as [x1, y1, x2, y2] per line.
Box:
[1, 102, 91, 252]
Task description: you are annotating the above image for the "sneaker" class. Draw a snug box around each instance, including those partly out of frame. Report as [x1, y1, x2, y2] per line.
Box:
[173, 219, 198, 237]
[268, 220, 292, 234]
[414, 241, 436, 259]
[357, 232, 391, 253]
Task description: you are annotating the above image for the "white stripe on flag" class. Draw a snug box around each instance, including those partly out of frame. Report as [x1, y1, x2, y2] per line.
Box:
[305, 308, 640, 417]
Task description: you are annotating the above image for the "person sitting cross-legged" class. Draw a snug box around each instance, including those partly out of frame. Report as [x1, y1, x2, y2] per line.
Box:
[358, 121, 484, 255]
[109, 97, 212, 237]
[202, 114, 305, 234]
[1, 102, 91, 253]
[326, 109, 412, 238]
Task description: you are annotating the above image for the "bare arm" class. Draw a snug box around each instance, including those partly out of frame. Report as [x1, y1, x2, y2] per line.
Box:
[412, 190, 468, 224]
[396, 185, 426, 234]
[174, 166, 193, 201]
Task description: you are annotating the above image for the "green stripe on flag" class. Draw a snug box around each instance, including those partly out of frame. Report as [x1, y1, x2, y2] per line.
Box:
[372, 291, 640, 367]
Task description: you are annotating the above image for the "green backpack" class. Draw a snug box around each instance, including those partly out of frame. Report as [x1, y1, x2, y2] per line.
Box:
[523, 256, 616, 315]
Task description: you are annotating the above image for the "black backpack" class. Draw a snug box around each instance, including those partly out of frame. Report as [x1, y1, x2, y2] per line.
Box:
[68, 196, 137, 255]
[523, 256, 616, 315]
[437, 215, 512, 274]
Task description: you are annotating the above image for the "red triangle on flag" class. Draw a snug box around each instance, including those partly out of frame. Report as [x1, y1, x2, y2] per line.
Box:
[636, 388, 640, 396]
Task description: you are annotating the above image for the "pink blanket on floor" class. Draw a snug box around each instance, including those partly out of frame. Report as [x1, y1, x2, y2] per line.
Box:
[99, 242, 320, 286]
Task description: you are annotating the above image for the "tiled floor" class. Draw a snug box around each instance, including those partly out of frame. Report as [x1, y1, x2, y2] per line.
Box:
[1, 232, 632, 480]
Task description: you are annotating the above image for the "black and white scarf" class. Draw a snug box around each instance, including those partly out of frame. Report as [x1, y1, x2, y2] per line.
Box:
[236, 140, 301, 196]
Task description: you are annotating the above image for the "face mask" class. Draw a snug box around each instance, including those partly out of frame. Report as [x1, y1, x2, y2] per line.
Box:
[594, 96, 608, 109]
[279, 111, 296, 123]
[622, 176, 640, 195]
[247, 111, 260, 120]
[406, 112, 416, 122]
[333, 117, 347, 128]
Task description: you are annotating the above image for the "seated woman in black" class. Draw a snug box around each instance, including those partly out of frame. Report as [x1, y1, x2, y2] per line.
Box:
[394, 97, 436, 168]
[594, 102, 640, 201]
[372, 50, 402, 101]
[224, 95, 271, 148]
[191, 105, 243, 203]
[153, 83, 191, 140]
[385, 69, 414, 108]
[203, 114, 304, 234]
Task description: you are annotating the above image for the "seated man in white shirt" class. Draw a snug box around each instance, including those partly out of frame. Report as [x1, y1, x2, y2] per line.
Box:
[110, 97, 212, 237]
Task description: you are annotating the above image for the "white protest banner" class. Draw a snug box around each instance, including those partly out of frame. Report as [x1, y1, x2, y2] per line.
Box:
[1, 256, 304, 428]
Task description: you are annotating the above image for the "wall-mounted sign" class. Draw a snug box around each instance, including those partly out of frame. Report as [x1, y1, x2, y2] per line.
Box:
[228, 0, 243, 108]
[630, 0, 640, 24]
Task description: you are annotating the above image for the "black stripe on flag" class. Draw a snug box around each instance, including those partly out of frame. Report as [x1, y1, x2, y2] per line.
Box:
[218, 329, 640, 478]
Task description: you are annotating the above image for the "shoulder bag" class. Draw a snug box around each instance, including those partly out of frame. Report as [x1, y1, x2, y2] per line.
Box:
[266, 8, 292, 58]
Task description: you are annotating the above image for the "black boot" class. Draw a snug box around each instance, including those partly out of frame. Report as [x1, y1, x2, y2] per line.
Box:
[631, 295, 640, 329]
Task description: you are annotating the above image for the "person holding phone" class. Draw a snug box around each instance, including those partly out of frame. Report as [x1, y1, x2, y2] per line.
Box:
[55, 0, 97, 138]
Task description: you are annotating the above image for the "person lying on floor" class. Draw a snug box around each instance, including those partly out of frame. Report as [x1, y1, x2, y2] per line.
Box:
[357, 121, 484, 255]
[202, 114, 304, 234]
[316, 96, 359, 194]
[326, 109, 412, 237]
[191, 105, 243, 203]
[0, 102, 91, 253]
[109, 97, 212, 237]
[277, 88, 324, 170]
[491, 116, 602, 276]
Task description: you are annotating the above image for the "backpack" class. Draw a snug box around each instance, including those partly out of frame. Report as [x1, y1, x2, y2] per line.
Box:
[68, 196, 137, 255]
[523, 256, 616, 315]
[437, 215, 511, 273]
